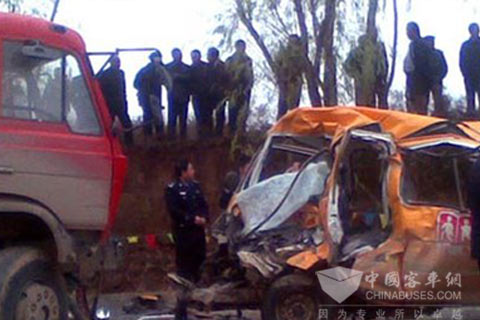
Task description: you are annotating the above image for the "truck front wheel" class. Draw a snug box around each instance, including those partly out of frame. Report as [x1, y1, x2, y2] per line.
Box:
[0, 247, 68, 320]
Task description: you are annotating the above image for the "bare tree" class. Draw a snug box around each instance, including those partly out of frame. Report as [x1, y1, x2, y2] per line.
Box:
[293, 0, 322, 106]
[217, 0, 404, 116]
[386, 0, 399, 102]
[0, 0, 55, 17]
[0, 0, 21, 12]
[367, 0, 378, 36]
[229, 0, 328, 117]
[323, 0, 338, 106]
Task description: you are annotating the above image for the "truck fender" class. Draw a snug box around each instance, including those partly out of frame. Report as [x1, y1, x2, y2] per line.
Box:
[0, 196, 75, 265]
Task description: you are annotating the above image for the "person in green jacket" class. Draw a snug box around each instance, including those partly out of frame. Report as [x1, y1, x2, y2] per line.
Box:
[345, 30, 388, 109]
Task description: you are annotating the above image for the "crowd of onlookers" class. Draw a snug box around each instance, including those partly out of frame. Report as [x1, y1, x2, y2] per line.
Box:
[98, 40, 253, 145]
[98, 22, 480, 146]
[345, 22, 480, 118]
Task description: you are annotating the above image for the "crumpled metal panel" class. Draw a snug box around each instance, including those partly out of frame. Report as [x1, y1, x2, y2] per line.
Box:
[237, 162, 329, 235]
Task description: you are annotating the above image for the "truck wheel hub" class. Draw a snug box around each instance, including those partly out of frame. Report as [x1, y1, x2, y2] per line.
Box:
[16, 283, 60, 320]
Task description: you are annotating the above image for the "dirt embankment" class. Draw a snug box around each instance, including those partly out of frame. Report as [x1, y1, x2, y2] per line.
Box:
[102, 138, 236, 293]
[113, 138, 235, 238]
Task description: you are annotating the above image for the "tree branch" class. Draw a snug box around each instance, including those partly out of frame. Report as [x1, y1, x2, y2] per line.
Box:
[272, 4, 291, 36]
[293, 0, 323, 106]
[322, 0, 338, 106]
[386, 0, 398, 102]
[366, 0, 378, 35]
[309, 0, 324, 75]
[235, 0, 276, 71]
[293, 0, 309, 53]
[264, 19, 290, 39]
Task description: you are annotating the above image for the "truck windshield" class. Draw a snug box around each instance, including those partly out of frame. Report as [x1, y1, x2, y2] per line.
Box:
[1, 41, 100, 135]
[401, 145, 476, 210]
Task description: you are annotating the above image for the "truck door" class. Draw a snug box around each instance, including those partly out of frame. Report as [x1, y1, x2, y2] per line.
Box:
[0, 40, 113, 230]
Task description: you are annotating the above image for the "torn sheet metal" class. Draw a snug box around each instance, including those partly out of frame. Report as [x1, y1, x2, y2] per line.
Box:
[237, 251, 283, 278]
[237, 162, 329, 235]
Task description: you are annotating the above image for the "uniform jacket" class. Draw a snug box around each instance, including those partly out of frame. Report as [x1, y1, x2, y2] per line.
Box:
[165, 180, 209, 232]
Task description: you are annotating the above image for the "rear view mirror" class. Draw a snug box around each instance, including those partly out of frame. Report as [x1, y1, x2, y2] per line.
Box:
[22, 43, 62, 60]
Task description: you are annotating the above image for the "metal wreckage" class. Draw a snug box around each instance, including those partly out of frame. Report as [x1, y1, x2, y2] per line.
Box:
[183, 107, 480, 320]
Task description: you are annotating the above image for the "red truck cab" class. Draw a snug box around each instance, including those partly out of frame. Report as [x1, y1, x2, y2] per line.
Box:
[0, 13, 127, 319]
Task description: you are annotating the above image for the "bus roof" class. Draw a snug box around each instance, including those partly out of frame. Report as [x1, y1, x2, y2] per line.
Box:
[271, 106, 480, 144]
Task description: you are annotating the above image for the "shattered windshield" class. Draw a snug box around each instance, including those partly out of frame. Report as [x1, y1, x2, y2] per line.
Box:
[401, 145, 476, 210]
[258, 135, 330, 183]
[237, 137, 330, 234]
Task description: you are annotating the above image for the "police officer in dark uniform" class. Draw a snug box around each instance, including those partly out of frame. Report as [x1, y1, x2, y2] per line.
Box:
[165, 159, 208, 320]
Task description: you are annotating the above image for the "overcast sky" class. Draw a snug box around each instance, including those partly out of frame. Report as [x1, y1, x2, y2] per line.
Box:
[47, 0, 480, 117]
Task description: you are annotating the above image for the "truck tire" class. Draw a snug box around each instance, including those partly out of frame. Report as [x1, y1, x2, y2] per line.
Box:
[261, 274, 319, 320]
[0, 247, 68, 320]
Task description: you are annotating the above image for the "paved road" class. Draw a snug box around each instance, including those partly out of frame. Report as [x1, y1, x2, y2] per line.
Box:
[98, 293, 480, 320]
[98, 292, 261, 320]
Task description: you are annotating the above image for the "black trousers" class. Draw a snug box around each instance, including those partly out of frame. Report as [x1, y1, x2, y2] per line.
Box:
[465, 79, 480, 118]
[174, 227, 206, 282]
[111, 108, 133, 145]
[140, 96, 164, 137]
[168, 95, 189, 138]
[193, 95, 213, 137]
[174, 227, 206, 320]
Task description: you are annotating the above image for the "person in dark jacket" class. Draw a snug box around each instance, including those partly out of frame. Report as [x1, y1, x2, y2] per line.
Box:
[404, 22, 432, 115]
[190, 50, 209, 136]
[98, 56, 133, 146]
[467, 156, 480, 271]
[225, 40, 254, 136]
[165, 160, 208, 320]
[219, 153, 250, 210]
[166, 49, 192, 139]
[134, 51, 170, 139]
[460, 23, 480, 119]
[425, 36, 448, 117]
[205, 47, 229, 136]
